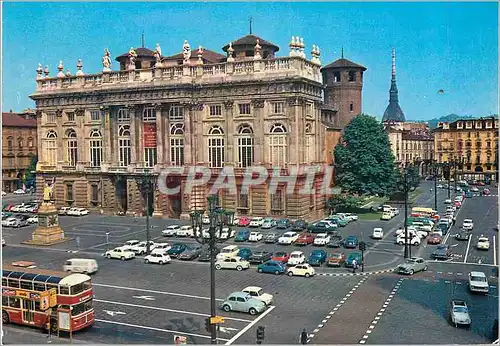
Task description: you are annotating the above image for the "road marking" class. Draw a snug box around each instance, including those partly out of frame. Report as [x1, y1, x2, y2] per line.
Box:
[224, 305, 275, 345]
[95, 319, 230, 342]
[463, 236, 472, 263]
[494, 236, 497, 266]
[95, 299, 252, 322]
[133, 295, 155, 301]
[218, 326, 239, 334]
[435, 261, 497, 267]
[93, 283, 224, 301]
[103, 310, 126, 317]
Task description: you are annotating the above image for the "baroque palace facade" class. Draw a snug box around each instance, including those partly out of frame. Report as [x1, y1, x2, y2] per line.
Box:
[30, 34, 365, 220]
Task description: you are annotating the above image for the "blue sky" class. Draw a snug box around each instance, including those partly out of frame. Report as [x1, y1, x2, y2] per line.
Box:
[2, 2, 498, 121]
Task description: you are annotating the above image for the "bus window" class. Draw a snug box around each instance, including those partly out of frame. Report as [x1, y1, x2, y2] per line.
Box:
[8, 298, 20, 308]
[35, 301, 41, 312]
[33, 282, 46, 292]
[46, 284, 58, 294]
[83, 280, 91, 292]
[20, 280, 33, 291]
[7, 278, 19, 288]
[72, 300, 93, 316]
[2, 278, 7, 287]
[70, 283, 84, 295]
[60, 286, 70, 295]
[2, 296, 8, 306]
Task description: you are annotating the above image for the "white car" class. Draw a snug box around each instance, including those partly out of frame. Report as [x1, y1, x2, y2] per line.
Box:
[13, 189, 25, 195]
[130, 241, 156, 255]
[288, 251, 306, 265]
[2, 217, 18, 227]
[27, 215, 38, 224]
[242, 286, 273, 306]
[10, 205, 24, 212]
[151, 243, 172, 254]
[67, 208, 89, 216]
[471, 187, 479, 192]
[476, 236, 490, 250]
[462, 219, 474, 230]
[287, 263, 316, 278]
[391, 208, 400, 216]
[144, 252, 171, 265]
[219, 227, 235, 239]
[202, 215, 210, 224]
[278, 231, 299, 245]
[444, 199, 452, 204]
[249, 217, 264, 228]
[202, 228, 211, 239]
[232, 217, 240, 226]
[162, 225, 180, 236]
[313, 233, 331, 246]
[248, 231, 263, 242]
[344, 213, 359, 221]
[396, 227, 427, 239]
[1, 191, 6, 196]
[468, 271, 489, 293]
[381, 212, 393, 220]
[446, 206, 456, 213]
[372, 228, 384, 240]
[122, 240, 140, 251]
[396, 234, 421, 246]
[177, 225, 194, 237]
[105, 247, 136, 260]
[215, 257, 250, 271]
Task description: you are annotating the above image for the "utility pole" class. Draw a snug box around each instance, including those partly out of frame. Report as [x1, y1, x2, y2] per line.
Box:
[398, 163, 417, 259]
[136, 169, 152, 255]
[433, 163, 438, 211]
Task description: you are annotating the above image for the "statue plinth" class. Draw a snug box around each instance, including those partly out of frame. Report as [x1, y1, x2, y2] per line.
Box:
[23, 202, 71, 246]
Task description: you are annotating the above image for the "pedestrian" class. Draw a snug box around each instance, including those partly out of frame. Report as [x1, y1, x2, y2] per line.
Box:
[300, 329, 308, 345]
[352, 259, 357, 274]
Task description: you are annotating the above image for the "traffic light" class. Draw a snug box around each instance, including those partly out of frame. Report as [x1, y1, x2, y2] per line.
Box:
[359, 241, 366, 252]
[205, 318, 211, 333]
[256, 325, 265, 344]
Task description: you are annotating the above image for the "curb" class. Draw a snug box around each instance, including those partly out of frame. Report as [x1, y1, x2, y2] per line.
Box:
[318, 268, 395, 277]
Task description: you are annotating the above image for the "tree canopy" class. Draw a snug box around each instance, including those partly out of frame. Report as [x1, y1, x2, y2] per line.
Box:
[333, 114, 398, 196]
[326, 194, 361, 214]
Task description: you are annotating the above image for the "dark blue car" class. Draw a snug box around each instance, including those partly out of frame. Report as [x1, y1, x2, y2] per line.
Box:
[257, 260, 286, 275]
[344, 236, 359, 249]
[308, 250, 328, 266]
[238, 248, 253, 260]
[276, 219, 292, 229]
[234, 230, 250, 242]
[167, 243, 187, 258]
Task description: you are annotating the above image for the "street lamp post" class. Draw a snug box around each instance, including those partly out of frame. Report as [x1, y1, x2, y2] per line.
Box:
[433, 163, 438, 211]
[191, 195, 234, 345]
[135, 169, 153, 255]
[397, 163, 419, 259]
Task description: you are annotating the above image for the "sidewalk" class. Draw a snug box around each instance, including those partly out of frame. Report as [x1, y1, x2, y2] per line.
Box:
[2, 326, 89, 345]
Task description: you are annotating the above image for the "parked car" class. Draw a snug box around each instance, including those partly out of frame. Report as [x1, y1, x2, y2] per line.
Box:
[162, 225, 181, 236]
[264, 232, 279, 243]
[450, 300, 471, 327]
[198, 247, 220, 262]
[308, 221, 336, 234]
[249, 217, 264, 228]
[468, 271, 489, 294]
[427, 233, 443, 244]
[178, 245, 203, 260]
[122, 240, 140, 251]
[13, 189, 26, 194]
[344, 235, 359, 249]
[27, 215, 38, 224]
[397, 257, 427, 275]
[295, 233, 315, 246]
[219, 227, 236, 240]
[345, 252, 363, 267]
[465, 191, 473, 198]
[58, 207, 71, 215]
[287, 263, 316, 278]
[67, 208, 89, 216]
[248, 231, 263, 242]
[476, 236, 490, 250]
[276, 218, 292, 229]
[381, 212, 393, 220]
[242, 286, 273, 306]
[372, 228, 384, 240]
[483, 188, 491, 196]
[444, 198, 452, 204]
[220, 292, 267, 315]
[144, 252, 171, 265]
[261, 218, 276, 229]
[238, 217, 251, 227]
[217, 245, 240, 260]
[237, 248, 253, 260]
[249, 251, 273, 264]
[257, 260, 286, 275]
[167, 243, 188, 258]
[455, 230, 471, 241]
[278, 231, 299, 245]
[271, 251, 290, 264]
[432, 245, 451, 260]
[105, 247, 136, 260]
[287, 251, 306, 265]
[234, 230, 250, 242]
[313, 233, 331, 246]
[292, 219, 308, 231]
[130, 241, 156, 255]
[462, 219, 474, 230]
[327, 252, 346, 267]
[215, 257, 250, 271]
[327, 234, 344, 248]
[151, 243, 172, 255]
[308, 250, 328, 266]
[176, 225, 194, 237]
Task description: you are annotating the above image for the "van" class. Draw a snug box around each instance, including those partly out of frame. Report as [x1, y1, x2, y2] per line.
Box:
[216, 245, 240, 260]
[63, 258, 98, 274]
[468, 271, 489, 294]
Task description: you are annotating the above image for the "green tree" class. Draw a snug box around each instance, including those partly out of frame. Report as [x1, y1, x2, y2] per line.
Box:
[23, 155, 38, 188]
[326, 194, 361, 214]
[334, 114, 397, 196]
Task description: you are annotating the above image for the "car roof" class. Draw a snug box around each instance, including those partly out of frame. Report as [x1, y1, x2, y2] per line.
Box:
[223, 245, 239, 250]
[470, 271, 486, 277]
[243, 286, 262, 291]
[229, 292, 250, 299]
[290, 251, 303, 255]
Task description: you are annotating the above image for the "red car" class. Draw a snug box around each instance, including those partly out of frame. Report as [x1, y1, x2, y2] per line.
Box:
[295, 233, 315, 246]
[483, 189, 491, 196]
[427, 233, 442, 244]
[478, 182, 486, 186]
[272, 251, 290, 263]
[238, 216, 251, 227]
[454, 201, 462, 208]
[3, 204, 14, 211]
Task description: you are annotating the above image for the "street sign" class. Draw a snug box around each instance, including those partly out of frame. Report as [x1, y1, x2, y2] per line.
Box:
[210, 316, 225, 324]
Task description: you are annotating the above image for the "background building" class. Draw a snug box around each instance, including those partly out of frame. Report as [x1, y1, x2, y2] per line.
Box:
[2, 110, 38, 192]
[433, 116, 499, 182]
[30, 34, 362, 220]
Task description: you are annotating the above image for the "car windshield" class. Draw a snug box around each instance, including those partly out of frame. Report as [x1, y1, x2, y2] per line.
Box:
[275, 252, 286, 257]
[453, 306, 468, 313]
[291, 254, 301, 258]
[330, 254, 342, 258]
[317, 234, 327, 238]
[471, 276, 486, 282]
[405, 259, 416, 264]
[437, 245, 447, 250]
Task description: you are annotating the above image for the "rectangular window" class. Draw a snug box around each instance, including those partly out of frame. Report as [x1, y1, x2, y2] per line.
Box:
[47, 113, 56, 123]
[306, 103, 313, 118]
[144, 148, 157, 167]
[90, 110, 101, 121]
[270, 102, 285, 114]
[119, 139, 131, 167]
[28, 139, 33, 148]
[209, 105, 222, 117]
[66, 183, 74, 201]
[46, 140, 57, 164]
[269, 136, 287, 165]
[475, 121, 482, 129]
[18, 140, 23, 149]
[333, 72, 341, 82]
[305, 136, 312, 162]
[169, 106, 184, 122]
[237, 137, 254, 168]
[208, 137, 225, 168]
[465, 122, 472, 129]
[68, 139, 78, 166]
[238, 193, 249, 208]
[270, 190, 285, 214]
[486, 122, 492, 129]
[170, 138, 184, 166]
[238, 104, 251, 115]
[457, 122, 463, 129]
[7, 140, 12, 151]
[117, 108, 130, 123]
[66, 112, 75, 122]
[143, 107, 156, 122]
[90, 140, 102, 167]
[91, 184, 99, 202]
[348, 71, 356, 82]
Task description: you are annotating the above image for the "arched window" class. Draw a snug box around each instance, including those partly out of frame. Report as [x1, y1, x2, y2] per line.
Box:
[89, 129, 102, 167]
[7, 136, 13, 152]
[208, 126, 224, 168]
[46, 131, 58, 165]
[27, 137, 34, 148]
[170, 123, 184, 166]
[237, 125, 254, 168]
[269, 123, 287, 165]
[66, 129, 78, 166]
[18, 137, 23, 149]
[118, 125, 131, 167]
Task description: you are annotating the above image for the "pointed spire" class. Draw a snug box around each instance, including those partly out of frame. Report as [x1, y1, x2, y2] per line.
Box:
[382, 47, 405, 122]
[341, 47, 344, 59]
[142, 31, 145, 48]
[391, 47, 396, 79]
[249, 16, 253, 34]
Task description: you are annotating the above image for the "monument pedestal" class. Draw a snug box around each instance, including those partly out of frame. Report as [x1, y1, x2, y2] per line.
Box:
[23, 203, 71, 246]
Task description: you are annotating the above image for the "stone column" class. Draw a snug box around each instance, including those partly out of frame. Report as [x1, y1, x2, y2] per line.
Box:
[224, 101, 234, 164]
[155, 104, 164, 166]
[164, 105, 171, 165]
[252, 99, 265, 164]
[184, 104, 193, 165]
[102, 107, 113, 165]
[194, 105, 204, 165]
[135, 106, 144, 166]
[287, 97, 302, 166]
[128, 105, 138, 165]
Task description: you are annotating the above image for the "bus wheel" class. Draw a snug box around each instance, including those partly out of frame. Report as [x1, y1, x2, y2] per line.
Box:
[2, 311, 9, 324]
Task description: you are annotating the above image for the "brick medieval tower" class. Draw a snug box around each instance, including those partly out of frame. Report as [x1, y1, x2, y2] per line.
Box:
[321, 50, 366, 128]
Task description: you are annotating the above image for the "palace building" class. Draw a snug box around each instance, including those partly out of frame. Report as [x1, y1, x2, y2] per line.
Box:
[30, 34, 365, 220]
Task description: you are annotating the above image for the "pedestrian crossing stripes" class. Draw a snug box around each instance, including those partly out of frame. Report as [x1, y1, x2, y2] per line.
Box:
[318, 268, 395, 277]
